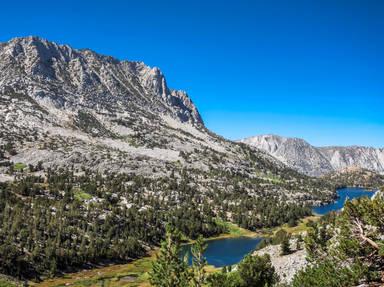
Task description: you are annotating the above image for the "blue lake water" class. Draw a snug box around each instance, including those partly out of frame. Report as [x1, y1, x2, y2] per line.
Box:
[312, 187, 374, 215]
[181, 236, 263, 267]
[181, 187, 373, 267]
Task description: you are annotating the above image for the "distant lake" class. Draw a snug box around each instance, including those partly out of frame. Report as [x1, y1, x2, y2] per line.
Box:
[312, 187, 374, 215]
[181, 236, 263, 267]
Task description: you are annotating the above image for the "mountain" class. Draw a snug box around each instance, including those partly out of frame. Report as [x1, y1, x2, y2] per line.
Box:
[0, 36, 234, 175]
[240, 134, 384, 177]
[239, 135, 333, 176]
[319, 146, 384, 173]
[0, 36, 337, 280]
[0, 36, 334, 210]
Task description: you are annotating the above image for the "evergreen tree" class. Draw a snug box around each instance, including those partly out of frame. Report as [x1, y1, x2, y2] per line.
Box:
[293, 192, 384, 286]
[207, 270, 242, 287]
[296, 234, 303, 250]
[149, 227, 191, 287]
[191, 236, 207, 287]
[280, 235, 291, 255]
[237, 254, 277, 287]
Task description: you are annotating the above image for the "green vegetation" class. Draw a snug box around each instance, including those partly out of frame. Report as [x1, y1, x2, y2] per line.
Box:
[13, 162, 26, 171]
[292, 192, 384, 286]
[295, 234, 303, 250]
[150, 228, 277, 287]
[0, 163, 327, 282]
[280, 234, 291, 255]
[292, 259, 366, 287]
[324, 168, 384, 190]
[206, 254, 277, 287]
[0, 277, 19, 287]
[73, 188, 93, 201]
[191, 236, 208, 287]
[256, 228, 291, 251]
[237, 254, 277, 287]
[36, 252, 156, 287]
[224, 195, 312, 231]
[261, 174, 283, 184]
[0, 169, 227, 280]
[75, 110, 115, 137]
[278, 216, 320, 234]
[214, 219, 256, 237]
[149, 228, 192, 287]
[34, 187, 384, 287]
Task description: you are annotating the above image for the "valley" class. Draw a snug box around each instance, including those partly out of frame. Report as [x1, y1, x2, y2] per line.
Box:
[0, 37, 382, 287]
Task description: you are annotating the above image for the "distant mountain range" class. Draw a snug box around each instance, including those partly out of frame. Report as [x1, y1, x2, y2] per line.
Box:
[240, 134, 384, 177]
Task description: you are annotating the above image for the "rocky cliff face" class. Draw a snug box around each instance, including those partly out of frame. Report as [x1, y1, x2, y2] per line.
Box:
[0, 36, 203, 125]
[0, 36, 210, 175]
[319, 146, 384, 173]
[0, 36, 333, 204]
[240, 135, 384, 177]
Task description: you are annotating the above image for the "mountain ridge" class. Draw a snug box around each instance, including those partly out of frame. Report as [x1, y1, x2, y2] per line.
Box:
[0, 36, 203, 126]
[240, 134, 384, 177]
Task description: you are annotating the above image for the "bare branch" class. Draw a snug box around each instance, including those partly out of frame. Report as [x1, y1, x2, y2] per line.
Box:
[352, 219, 379, 250]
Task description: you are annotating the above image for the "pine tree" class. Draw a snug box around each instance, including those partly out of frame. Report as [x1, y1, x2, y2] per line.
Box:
[237, 254, 277, 287]
[191, 235, 207, 287]
[293, 192, 384, 286]
[296, 234, 303, 250]
[149, 227, 191, 287]
[280, 235, 291, 255]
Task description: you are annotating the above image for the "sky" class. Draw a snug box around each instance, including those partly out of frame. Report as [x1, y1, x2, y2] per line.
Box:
[0, 0, 383, 147]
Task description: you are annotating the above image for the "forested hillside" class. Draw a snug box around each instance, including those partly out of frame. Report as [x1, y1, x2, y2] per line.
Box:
[0, 165, 318, 280]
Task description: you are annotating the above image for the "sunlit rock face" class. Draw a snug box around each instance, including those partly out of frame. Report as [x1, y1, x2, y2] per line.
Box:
[241, 134, 384, 176]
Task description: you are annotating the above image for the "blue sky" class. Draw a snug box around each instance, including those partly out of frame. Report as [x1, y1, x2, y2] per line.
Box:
[1, 0, 383, 147]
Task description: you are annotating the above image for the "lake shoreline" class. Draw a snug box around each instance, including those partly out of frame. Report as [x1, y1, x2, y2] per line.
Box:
[312, 187, 374, 215]
[183, 222, 261, 246]
[36, 215, 320, 287]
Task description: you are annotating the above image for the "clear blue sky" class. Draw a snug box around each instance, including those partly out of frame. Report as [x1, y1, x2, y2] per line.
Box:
[1, 0, 383, 147]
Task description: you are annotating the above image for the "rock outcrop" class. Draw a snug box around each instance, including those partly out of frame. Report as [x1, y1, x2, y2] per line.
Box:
[253, 239, 307, 284]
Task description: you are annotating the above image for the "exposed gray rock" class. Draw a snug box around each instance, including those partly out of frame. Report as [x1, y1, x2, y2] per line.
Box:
[240, 134, 384, 176]
[0, 36, 203, 125]
[319, 146, 384, 173]
[253, 239, 307, 284]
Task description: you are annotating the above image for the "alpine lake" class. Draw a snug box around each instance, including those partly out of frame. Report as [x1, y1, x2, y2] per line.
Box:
[181, 187, 375, 267]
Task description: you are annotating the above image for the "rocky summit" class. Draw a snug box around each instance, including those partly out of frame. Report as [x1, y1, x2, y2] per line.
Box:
[0, 36, 222, 175]
[240, 134, 384, 177]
